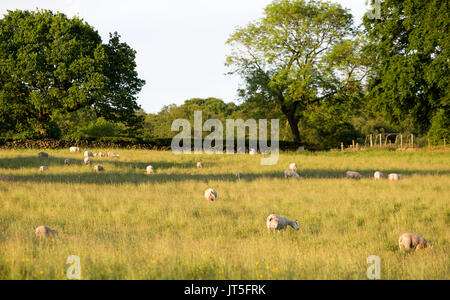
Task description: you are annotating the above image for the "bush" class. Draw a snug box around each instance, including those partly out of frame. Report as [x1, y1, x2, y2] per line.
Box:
[428, 109, 449, 145]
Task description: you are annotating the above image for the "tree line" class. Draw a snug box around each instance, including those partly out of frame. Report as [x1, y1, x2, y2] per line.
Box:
[0, 1, 448, 149]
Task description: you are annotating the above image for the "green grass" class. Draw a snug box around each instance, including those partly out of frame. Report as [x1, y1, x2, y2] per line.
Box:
[0, 149, 449, 280]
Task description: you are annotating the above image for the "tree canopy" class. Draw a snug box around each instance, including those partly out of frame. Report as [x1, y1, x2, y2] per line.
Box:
[0, 9, 145, 138]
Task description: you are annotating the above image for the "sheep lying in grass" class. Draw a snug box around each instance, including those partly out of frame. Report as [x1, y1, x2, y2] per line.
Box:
[399, 233, 432, 251]
[84, 157, 91, 165]
[0, 176, 10, 181]
[204, 188, 217, 201]
[284, 170, 300, 179]
[64, 159, 71, 166]
[39, 166, 49, 172]
[107, 152, 120, 158]
[84, 151, 93, 157]
[95, 152, 107, 157]
[346, 171, 362, 179]
[94, 165, 105, 172]
[389, 173, 402, 181]
[146, 165, 154, 174]
[266, 214, 299, 231]
[70, 147, 80, 153]
[236, 172, 244, 180]
[374, 171, 384, 180]
[289, 163, 298, 172]
[38, 152, 49, 158]
[197, 162, 203, 169]
[35, 226, 58, 238]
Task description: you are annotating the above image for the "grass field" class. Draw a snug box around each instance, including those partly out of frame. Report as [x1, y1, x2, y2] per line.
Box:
[0, 149, 449, 280]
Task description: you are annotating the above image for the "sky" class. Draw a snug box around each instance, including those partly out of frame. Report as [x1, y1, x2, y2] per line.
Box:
[1, 0, 370, 113]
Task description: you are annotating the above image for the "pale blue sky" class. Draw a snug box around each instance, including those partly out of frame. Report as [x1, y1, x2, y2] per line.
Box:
[1, 0, 370, 113]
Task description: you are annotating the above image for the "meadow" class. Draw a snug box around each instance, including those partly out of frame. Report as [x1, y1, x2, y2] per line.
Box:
[0, 149, 449, 280]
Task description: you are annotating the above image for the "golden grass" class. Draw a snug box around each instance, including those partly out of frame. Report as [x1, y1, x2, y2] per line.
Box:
[0, 149, 449, 279]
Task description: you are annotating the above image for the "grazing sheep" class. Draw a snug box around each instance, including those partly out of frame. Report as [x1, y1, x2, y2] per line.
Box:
[346, 171, 362, 179]
[249, 148, 257, 155]
[84, 151, 93, 157]
[39, 166, 49, 172]
[374, 171, 384, 180]
[146, 165, 154, 174]
[69, 147, 80, 153]
[94, 165, 105, 172]
[35, 226, 58, 238]
[38, 152, 49, 158]
[389, 173, 402, 181]
[0, 176, 10, 182]
[197, 162, 203, 169]
[95, 152, 107, 158]
[84, 157, 91, 165]
[399, 233, 432, 251]
[107, 152, 120, 158]
[64, 159, 71, 166]
[284, 170, 300, 179]
[266, 214, 299, 231]
[204, 188, 217, 201]
[236, 172, 244, 180]
[289, 163, 298, 172]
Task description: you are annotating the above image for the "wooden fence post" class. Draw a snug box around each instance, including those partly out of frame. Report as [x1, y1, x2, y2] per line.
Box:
[411, 134, 414, 148]
[341, 142, 344, 152]
[352, 140, 355, 152]
[401, 134, 403, 149]
[370, 134, 373, 147]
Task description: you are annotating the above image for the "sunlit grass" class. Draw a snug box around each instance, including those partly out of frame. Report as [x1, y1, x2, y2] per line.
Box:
[0, 149, 449, 279]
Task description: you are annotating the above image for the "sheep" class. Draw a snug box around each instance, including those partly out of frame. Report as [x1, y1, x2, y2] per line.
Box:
[84, 157, 91, 165]
[94, 165, 105, 172]
[84, 151, 94, 157]
[346, 171, 362, 179]
[204, 188, 217, 201]
[374, 171, 384, 180]
[266, 214, 299, 231]
[284, 170, 300, 179]
[236, 172, 244, 180]
[107, 152, 120, 158]
[146, 165, 154, 174]
[389, 173, 402, 181]
[69, 147, 80, 153]
[64, 159, 71, 166]
[0, 176, 10, 182]
[399, 233, 432, 251]
[249, 148, 257, 155]
[38, 152, 49, 158]
[35, 226, 58, 238]
[39, 166, 49, 172]
[197, 162, 203, 169]
[95, 152, 107, 158]
[289, 163, 298, 172]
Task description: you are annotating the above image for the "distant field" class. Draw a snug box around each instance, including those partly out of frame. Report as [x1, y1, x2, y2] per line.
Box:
[0, 149, 449, 280]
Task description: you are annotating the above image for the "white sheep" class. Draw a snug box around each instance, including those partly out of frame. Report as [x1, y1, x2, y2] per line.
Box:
[284, 170, 300, 179]
[346, 171, 362, 179]
[197, 162, 203, 169]
[84, 157, 91, 165]
[94, 165, 105, 172]
[69, 147, 80, 153]
[39, 166, 49, 172]
[236, 172, 244, 180]
[389, 173, 402, 181]
[35, 226, 58, 238]
[0, 176, 10, 181]
[107, 152, 120, 158]
[204, 188, 217, 201]
[374, 171, 384, 180]
[266, 214, 299, 231]
[84, 151, 94, 157]
[64, 159, 71, 166]
[289, 163, 298, 172]
[95, 152, 107, 157]
[399, 233, 432, 251]
[38, 152, 49, 158]
[146, 165, 154, 174]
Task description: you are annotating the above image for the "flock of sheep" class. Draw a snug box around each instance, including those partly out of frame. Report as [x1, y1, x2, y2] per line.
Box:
[1, 146, 433, 253]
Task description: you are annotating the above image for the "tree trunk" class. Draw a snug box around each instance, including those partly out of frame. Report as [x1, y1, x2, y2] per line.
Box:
[286, 113, 301, 144]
